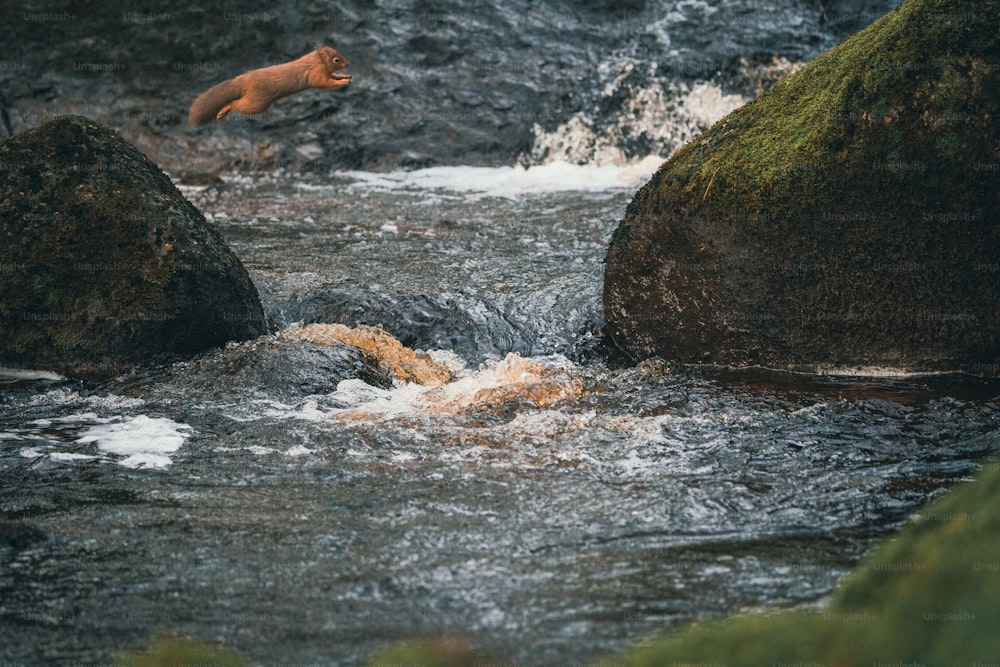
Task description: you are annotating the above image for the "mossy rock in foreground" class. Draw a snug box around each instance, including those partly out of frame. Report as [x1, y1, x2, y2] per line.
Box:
[604, 0, 1000, 374]
[0, 116, 266, 379]
[622, 456, 1000, 666]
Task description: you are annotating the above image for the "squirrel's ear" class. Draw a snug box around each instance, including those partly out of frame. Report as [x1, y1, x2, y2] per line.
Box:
[314, 45, 333, 70]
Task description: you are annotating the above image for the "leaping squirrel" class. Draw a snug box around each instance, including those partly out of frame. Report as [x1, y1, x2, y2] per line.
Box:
[188, 45, 351, 127]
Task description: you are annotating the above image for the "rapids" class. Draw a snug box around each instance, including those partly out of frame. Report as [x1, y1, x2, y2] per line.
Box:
[2, 167, 997, 665]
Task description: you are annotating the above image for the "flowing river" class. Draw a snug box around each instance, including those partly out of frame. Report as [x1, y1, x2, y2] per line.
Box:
[2, 166, 998, 665]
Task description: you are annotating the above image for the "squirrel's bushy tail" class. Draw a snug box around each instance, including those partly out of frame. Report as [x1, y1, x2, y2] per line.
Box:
[188, 79, 240, 127]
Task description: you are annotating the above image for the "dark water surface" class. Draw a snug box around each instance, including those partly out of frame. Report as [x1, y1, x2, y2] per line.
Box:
[2, 169, 998, 665]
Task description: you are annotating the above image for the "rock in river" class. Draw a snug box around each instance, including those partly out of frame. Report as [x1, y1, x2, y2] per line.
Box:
[0, 115, 266, 379]
[603, 0, 1000, 375]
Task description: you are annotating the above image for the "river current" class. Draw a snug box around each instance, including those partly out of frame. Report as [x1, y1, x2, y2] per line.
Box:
[1, 165, 998, 665]
[4, 0, 1000, 663]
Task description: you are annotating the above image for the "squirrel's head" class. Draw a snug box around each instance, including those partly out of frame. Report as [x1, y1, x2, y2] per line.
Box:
[315, 45, 350, 78]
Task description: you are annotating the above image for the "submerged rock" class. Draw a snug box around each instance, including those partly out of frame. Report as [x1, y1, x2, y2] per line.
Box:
[152, 331, 395, 403]
[604, 0, 1000, 374]
[278, 322, 453, 386]
[0, 115, 266, 379]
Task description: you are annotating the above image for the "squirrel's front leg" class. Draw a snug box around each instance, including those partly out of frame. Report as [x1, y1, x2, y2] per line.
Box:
[216, 102, 233, 120]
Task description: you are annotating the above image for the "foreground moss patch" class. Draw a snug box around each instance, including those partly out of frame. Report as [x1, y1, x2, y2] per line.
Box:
[118, 636, 247, 667]
[622, 458, 1000, 666]
[365, 637, 487, 667]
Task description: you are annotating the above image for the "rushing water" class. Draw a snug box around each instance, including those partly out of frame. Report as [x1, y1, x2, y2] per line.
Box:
[3, 0, 997, 663]
[2, 167, 999, 665]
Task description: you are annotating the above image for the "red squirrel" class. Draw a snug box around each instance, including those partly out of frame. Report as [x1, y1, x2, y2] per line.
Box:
[189, 45, 351, 127]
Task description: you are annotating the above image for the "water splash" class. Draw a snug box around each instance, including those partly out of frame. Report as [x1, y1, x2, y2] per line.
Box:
[335, 352, 583, 420]
[9, 412, 192, 470]
[526, 56, 801, 166]
[335, 158, 666, 198]
[76, 415, 193, 469]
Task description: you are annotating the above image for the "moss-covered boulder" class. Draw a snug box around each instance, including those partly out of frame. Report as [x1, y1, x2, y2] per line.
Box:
[621, 456, 1000, 665]
[0, 116, 266, 379]
[604, 0, 1000, 374]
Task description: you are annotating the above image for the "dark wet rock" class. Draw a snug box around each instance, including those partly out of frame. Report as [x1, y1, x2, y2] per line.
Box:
[0, 521, 46, 550]
[0, 115, 266, 380]
[219, 339, 394, 396]
[280, 289, 523, 362]
[604, 0, 1000, 374]
[154, 335, 393, 403]
[276, 323, 452, 387]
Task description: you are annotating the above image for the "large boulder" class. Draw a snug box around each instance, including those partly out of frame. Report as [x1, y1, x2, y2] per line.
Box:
[604, 0, 1000, 374]
[0, 115, 266, 379]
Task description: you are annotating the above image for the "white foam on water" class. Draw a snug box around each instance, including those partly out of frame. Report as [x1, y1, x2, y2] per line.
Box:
[27, 389, 146, 411]
[0, 367, 66, 382]
[247, 353, 580, 428]
[817, 367, 947, 379]
[682, 81, 746, 126]
[425, 349, 468, 375]
[528, 74, 744, 167]
[527, 54, 803, 169]
[336, 157, 666, 199]
[331, 378, 392, 406]
[29, 412, 104, 426]
[76, 415, 193, 470]
[48, 451, 99, 463]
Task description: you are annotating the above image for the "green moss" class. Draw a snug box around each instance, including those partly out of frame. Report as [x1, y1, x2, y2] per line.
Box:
[617, 457, 1000, 666]
[365, 637, 489, 667]
[117, 636, 248, 667]
[672, 0, 998, 209]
